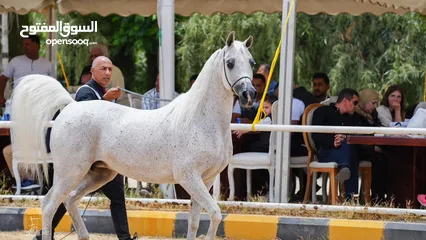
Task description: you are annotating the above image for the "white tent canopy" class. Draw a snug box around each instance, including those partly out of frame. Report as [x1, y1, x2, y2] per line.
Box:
[1, 0, 425, 16]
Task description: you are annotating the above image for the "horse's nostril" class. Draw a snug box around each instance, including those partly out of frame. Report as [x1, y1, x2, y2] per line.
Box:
[242, 91, 248, 99]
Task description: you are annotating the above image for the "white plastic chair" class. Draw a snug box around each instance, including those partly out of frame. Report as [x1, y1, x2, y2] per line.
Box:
[226, 101, 308, 202]
[12, 152, 52, 195]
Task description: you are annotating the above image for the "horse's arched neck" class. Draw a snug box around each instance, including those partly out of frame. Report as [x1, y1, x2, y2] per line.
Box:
[188, 60, 234, 129]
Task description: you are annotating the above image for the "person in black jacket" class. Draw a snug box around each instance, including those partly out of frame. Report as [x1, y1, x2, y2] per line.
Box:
[35, 57, 136, 240]
[312, 88, 360, 199]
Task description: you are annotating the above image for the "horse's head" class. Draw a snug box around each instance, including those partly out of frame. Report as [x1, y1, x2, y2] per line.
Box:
[221, 31, 256, 108]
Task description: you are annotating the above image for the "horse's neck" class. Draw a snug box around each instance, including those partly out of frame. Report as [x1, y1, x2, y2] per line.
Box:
[192, 73, 234, 131]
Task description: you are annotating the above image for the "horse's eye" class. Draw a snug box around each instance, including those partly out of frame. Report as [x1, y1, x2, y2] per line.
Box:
[226, 59, 235, 69]
[249, 59, 256, 67]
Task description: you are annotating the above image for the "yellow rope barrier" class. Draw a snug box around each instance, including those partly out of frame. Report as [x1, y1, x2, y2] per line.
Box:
[251, 0, 295, 131]
[57, 51, 70, 88]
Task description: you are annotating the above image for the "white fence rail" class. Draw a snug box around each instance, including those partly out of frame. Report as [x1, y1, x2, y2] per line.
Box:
[1, 122, 425, 136]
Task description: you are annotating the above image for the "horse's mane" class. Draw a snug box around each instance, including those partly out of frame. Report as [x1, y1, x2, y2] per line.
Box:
[171, 49, 223, 133]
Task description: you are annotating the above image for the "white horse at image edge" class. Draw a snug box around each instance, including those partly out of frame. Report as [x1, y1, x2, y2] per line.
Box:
[10, 31, 256, 240]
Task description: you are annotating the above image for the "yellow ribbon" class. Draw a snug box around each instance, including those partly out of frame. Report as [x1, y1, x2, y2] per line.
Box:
[251, 0, 295, 131]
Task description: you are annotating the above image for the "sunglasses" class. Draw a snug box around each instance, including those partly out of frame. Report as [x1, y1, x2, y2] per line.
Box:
[353, 100, 359, 106]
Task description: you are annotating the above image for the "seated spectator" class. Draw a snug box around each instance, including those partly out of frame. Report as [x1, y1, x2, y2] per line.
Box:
[233, 94, 278, 152]
[312, 88, 360, 199]
[0, 35, 51, 191]
[312, 73, 331, 103]
[142, 74, 179, 110]
[257, 63, 278, 95]
[3, 145, 39, 190]
[354, 89, 387, 203]
[293, 84, 316, 108]
[377, 85, 405, 127]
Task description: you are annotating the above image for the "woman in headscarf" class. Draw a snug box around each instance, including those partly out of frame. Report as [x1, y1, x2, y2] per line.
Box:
[356, 89, 381, 127]
[355, 89, 387, 204]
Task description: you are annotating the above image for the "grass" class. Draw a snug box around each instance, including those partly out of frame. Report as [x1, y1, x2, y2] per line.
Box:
[0, 170, 13, 195]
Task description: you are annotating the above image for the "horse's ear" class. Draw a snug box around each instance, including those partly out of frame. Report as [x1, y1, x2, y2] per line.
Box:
[244, 35, 253, 49]
[226, 31, 235, 47]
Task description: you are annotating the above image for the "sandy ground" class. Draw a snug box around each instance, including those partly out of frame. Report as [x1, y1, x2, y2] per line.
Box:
[0, 231, 183, 240]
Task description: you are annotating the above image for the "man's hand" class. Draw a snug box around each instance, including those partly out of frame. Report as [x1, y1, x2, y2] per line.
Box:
[233, 130, 249, 138]
[103, 87, 122, 101]
[334, 134, 345, 148]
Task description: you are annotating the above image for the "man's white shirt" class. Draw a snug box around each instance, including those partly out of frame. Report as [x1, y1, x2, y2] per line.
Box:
[2, 55, 53, 89]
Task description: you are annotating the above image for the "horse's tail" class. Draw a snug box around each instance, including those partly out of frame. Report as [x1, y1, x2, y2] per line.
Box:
[10, 74, 74, 169]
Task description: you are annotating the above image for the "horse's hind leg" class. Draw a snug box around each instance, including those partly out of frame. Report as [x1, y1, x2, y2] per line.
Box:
[64, 167, 117, 240]
[187, 179, 215, 240]
[41, 164, 91, 240]
[179, 175, 221, 240]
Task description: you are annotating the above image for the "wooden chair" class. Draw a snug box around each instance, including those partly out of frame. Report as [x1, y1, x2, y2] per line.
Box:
[302, 103, 372, 205]
[302, 103, 339, 204]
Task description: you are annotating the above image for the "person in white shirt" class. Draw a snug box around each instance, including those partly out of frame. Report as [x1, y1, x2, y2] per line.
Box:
[0, 35, 53, 191]
[0, 35, 53, 105]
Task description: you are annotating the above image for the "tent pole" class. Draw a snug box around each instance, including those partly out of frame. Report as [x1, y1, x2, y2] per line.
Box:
[158, 0, 175, 108]
[45, 6, 57, 79]
[1, 13, 11, 99]
[275, 0, 297, 203]
[157, 0, 176, 199]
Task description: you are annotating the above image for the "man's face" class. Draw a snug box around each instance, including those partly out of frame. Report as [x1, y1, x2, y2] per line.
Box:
[23, 39, 39, 56]
[91, 60, 113, 88]
[252, 77, 266, 97]
[90, 48, 104, 63]
[345, 95, 359, 114]
[312, 78, 330, 97]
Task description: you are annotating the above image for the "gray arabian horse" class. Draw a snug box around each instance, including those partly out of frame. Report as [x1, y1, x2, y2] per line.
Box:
[10, 32, 256, 240]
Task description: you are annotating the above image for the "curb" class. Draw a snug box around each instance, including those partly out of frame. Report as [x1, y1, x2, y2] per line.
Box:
[1, 207, 426, 239]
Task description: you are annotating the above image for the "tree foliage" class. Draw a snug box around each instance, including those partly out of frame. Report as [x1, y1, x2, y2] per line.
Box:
[176, 12, 426, 105]
[25, 11, 426, 105]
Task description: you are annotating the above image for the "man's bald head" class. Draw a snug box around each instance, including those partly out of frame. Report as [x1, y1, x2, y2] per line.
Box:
[91, 56, 113, 88]
[92, 56, 112, 68]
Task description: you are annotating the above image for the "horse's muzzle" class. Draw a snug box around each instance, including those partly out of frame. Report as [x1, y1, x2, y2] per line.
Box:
[238, 85, 256, 108]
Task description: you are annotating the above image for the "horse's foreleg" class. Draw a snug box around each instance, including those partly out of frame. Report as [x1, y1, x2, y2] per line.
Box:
[64, 168, 117, 240]
[179, 176, 221, 240]
[187, 180, 214, 240]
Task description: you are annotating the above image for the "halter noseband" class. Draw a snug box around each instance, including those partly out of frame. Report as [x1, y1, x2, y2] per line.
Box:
[223, 50, 251, 94]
